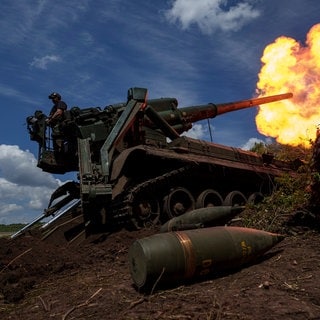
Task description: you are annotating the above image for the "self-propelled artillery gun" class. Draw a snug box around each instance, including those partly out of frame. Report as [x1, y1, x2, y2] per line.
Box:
[13, 88, 298, 241]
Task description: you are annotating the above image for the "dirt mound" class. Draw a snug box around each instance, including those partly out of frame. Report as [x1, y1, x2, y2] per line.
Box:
[1, 224, 320, 319]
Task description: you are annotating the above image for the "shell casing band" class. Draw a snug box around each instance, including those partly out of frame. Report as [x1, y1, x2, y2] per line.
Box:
[174, 231, 197, 279]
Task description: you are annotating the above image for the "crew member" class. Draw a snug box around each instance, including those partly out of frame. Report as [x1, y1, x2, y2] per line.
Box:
[46, 92, 67, 152]
[46, 92, 67, 124]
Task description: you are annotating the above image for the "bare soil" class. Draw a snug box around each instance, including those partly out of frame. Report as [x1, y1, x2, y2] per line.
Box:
[1, 214, 320, 320]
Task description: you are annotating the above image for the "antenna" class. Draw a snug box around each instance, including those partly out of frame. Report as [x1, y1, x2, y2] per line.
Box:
[207, 118, 213, 142]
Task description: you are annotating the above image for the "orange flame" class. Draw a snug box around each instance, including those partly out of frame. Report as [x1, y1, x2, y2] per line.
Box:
[256, 23, 320, 148]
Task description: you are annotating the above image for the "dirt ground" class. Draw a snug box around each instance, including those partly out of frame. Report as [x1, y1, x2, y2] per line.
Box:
[1, 213, 320, 320]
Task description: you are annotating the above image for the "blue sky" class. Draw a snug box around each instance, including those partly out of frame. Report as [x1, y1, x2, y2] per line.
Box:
[0, 0, 319, 224]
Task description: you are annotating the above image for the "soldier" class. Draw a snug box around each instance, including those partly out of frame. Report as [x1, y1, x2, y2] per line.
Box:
[46, 92, 67, 152]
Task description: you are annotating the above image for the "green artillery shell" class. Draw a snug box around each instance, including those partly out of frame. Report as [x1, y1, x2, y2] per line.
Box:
[128, 226, 284, 289]
[159, 205, 245, 232]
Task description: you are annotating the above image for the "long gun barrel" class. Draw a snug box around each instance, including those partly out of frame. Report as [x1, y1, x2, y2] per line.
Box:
[157, 92, 293, 125]
[145, 92, 293, 136]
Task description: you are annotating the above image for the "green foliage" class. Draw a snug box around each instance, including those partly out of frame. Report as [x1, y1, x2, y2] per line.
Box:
[0, 224, 26, 232]
[267, 143, 313, 162]
[243, 142, 314, 233]
[249, 142, 267, 154]
[250, 141, 313, 162]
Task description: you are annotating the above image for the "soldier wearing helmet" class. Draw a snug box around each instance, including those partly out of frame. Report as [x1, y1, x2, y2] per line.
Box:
[46, 92, 68, 152]
[46, 92, 67, 126]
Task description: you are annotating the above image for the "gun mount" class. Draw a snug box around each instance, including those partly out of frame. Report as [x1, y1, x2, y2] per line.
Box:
[20, 88, 297, 242]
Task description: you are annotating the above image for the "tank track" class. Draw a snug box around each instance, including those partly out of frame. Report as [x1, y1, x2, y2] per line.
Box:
[110, 165, 194, 228]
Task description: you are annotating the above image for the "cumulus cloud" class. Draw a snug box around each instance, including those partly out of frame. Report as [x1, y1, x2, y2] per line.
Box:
[0, 145, 63, 224]
[165, 0, 260, 34]
[30, 55, 61, 70]
[0, 145, 59, 187]
[182, 123, 208, 139]
[241, 138, 266, 150]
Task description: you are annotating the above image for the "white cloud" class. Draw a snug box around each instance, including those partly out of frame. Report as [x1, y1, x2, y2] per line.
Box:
[29, 55, 61, 70]
[0, 203, 23, 215]
[165, 0, 260, 33]
[0, 145, 59, 187]
[0, 179, 54, 224]
[0, 145, 63, 224]
[240, 137, 265, 150]
[182, 123, 207, 139]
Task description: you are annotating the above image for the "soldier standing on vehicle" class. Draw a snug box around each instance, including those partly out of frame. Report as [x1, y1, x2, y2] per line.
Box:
[46, 92, 67, 152]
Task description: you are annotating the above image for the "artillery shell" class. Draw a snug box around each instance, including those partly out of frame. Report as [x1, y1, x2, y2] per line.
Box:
[128, 226, 284, 289]
[159, 205, 245, 232]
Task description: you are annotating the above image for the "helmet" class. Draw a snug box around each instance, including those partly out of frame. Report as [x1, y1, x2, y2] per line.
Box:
[48, 92, 61, 100]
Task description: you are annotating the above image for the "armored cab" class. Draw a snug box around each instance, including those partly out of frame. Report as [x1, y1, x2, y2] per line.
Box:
[19, 87, 298, 240]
